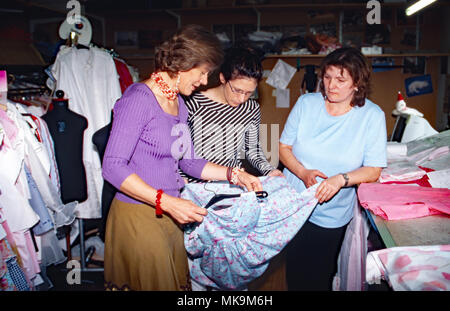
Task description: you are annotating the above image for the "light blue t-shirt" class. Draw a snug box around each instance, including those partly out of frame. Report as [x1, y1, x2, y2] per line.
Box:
[280, 92, 387, 228]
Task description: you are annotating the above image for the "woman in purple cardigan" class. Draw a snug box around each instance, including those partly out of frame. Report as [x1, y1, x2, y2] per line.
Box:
[102, 25, 263, 291]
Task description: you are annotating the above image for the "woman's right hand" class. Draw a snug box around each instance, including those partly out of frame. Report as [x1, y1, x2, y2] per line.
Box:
[161, 194, 208, 225]
[299, 169, 328, 188]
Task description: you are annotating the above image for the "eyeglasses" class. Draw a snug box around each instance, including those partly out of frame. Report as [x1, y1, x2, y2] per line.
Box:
[227, 81, 255, 97]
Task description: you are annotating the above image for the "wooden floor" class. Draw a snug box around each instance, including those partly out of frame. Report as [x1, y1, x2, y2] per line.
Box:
[247, 248, 287, 291]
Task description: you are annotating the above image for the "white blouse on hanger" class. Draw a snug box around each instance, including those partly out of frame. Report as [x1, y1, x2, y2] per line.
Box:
[51, 45, 122, 219]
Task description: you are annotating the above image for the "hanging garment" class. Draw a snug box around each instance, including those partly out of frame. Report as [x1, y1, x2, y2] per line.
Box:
[38, 229, 66, 267]
[0, 108, 18, 147]
[0, 211, 21, 263]
[1, 238, 18, 291]
[5, 255, 31, 291]
[23, 165, 54, 236]
[113, 58, 133, 93]
[0, 221, 5, 241]
[0, 172, 39, 234]
[181, 176, 319, 290]
[333, 200, 370, 291]
[11, 230, 39, 287]
[0, 239, 30, 291]
[1, 102, 76, 231]
[14, 104, 51, 177]
[0, 104, 25, 186]
[24, 138, 77, 229]
[51, 45, 122, 218]
[366, 245, 450, 291]
[30, 115, 61, 195]
[358, 183, 450, 220]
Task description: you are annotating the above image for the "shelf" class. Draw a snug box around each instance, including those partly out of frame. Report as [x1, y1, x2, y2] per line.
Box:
[121, 55, 155, 60]
[95, 1, 419, 17]
[264, 53, 450, 58]
[123, 2, 406, 14]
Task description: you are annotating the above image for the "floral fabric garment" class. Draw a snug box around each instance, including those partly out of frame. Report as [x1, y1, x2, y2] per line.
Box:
[182, 176, 319, 290]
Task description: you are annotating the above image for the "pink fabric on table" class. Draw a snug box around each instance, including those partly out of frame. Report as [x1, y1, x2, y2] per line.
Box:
[358, 183, 450, 220]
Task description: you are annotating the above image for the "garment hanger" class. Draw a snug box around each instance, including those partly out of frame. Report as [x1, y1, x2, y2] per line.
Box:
[203, 191, 268, 210]
[183, 184, 268, 232]
[202, 182, 268, 209]
[67, 31, 89, 50]
[75, 43, 90, 50]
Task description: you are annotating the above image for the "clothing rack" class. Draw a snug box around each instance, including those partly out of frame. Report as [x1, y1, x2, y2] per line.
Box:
[7, 86, 48, 96]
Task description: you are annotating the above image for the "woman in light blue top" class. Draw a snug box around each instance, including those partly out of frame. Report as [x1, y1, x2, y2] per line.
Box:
[279, 47, 387, 290]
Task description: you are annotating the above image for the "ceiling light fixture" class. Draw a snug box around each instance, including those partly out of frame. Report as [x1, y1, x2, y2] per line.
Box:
[406, 0, 438, 16]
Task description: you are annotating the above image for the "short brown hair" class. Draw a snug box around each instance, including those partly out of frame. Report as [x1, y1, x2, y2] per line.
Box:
[319, 47, 371, 107]
[221, 46, 263, 82]
[155, 24, 224, 78]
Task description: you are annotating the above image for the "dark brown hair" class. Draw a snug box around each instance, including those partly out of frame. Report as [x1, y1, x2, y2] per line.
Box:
[319, 47, 371, 107]
[221, 46, 263, 82]
[154, 24, 224, 78]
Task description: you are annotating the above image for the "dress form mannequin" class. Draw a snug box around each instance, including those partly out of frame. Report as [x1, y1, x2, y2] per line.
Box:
[42, 90, 88, 204]
[92, 111, 116, 241]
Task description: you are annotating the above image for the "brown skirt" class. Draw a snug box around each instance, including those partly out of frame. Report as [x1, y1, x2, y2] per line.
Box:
[104, 198, 191, 291]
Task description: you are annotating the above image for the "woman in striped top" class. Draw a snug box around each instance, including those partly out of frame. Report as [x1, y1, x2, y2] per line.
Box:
[182, 46, 283, 182]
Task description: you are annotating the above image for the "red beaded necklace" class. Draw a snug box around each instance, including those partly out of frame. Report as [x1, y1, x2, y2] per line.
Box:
[151, 72, 179, 101]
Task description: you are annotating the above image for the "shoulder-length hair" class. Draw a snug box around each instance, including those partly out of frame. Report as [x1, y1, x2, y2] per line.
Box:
[155, 24, 224, 78]
[319, 47, 371, 107]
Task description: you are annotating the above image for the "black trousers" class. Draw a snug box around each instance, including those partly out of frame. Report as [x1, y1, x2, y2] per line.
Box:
[286, 220, 348, 291]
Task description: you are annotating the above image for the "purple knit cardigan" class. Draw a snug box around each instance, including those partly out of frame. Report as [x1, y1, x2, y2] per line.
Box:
[102, 83, 207, 204]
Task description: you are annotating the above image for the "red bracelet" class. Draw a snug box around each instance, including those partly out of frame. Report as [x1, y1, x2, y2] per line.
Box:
[155, 189, 163, 217]
[226, 167, 232, 183]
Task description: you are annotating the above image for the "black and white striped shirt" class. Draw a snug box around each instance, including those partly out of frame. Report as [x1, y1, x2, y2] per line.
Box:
[181, 92, 274, 182]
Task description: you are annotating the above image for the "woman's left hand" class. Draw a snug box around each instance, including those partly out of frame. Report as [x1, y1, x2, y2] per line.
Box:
[315, 174, 345, 204]
[268, 169, 284, 177]
[236, 170, 263, 192]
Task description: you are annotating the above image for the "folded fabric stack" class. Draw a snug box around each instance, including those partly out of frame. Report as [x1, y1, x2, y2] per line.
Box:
[381, 131, 450, 186]
[358, 183, 450, 220]
[366, 245, 450, 291]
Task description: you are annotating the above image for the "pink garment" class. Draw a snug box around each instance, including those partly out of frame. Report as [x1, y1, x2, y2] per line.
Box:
[0, 109, 18, 146]
[366, 245, 450, 291]
[358, 183, 450, 220]
[1, 219, 35, 289]
[11, 230, 40, 286]
[0, 216, 18, 254]
[333, 200, 369, 291]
